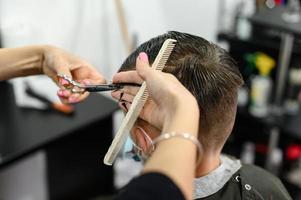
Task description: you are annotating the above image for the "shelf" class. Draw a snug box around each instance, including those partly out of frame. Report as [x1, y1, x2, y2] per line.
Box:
[217, 32, 301, 56]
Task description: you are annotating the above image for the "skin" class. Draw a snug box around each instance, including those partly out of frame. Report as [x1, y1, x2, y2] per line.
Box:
[0, 45, 105, 103]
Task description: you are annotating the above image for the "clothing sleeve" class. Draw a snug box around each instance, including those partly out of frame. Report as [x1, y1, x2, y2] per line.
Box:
[114, 172, 185, 200]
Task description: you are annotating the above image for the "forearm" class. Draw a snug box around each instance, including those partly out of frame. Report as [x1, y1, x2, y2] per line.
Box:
[0, 45, 45, 81]
[143, 101, 200, 200]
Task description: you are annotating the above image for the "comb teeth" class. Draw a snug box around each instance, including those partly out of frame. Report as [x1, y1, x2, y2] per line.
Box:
[141, 90, 148, 101]
[153, 42, 176, 71]
[140, 40, 176, 101]
[103, 39, 177, 165]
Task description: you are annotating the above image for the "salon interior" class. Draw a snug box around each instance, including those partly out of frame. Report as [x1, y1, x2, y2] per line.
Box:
[0, 0, 301, 199]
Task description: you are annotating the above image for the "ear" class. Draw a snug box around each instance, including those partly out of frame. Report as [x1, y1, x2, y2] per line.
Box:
[143, 124, 161, 139]
[137, 118, 161, 139]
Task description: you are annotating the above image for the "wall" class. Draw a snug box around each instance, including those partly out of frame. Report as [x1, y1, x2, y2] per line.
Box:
[0, 0, 220, 78]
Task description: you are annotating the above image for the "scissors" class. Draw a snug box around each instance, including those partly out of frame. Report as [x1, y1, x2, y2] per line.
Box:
[57, 74, 140, 93]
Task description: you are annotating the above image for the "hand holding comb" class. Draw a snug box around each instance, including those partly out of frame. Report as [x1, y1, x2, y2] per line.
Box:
[104, 39, 177, 165]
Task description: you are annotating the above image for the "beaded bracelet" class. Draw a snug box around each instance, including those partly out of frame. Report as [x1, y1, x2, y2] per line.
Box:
[152, 132, 202, 164]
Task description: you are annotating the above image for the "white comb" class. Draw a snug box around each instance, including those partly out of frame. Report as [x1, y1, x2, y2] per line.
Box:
[104, 39, 177, 165]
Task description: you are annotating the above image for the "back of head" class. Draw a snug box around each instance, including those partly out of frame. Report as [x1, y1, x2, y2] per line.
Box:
[119, 31, 244, 151]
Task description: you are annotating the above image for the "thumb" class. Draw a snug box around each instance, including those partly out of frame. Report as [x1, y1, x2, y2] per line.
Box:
[136, 52, 153, 81]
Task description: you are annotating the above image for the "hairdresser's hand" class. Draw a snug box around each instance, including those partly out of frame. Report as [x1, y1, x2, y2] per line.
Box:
[42, 45, 106, 103]
[112, 52, 198, 129]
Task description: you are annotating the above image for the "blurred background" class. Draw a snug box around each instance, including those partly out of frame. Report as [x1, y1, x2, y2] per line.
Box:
[0, 0, 301, 199]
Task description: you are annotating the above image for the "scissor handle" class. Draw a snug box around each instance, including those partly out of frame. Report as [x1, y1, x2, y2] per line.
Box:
[57, 74, 141, 93]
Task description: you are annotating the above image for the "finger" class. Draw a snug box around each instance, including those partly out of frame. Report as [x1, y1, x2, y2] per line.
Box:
[136, 52, 166, 88]
[58, 84, 89, 104]
[111, 90, 134, 103]
[118, 101, 131, 112]
[88, 72, 106, 84]
[136, 52, 152, 81]
[90, 77, 106, 84]
[85, 65, 107, 83]
[72, 92, 90, 103]
[57, 66, 73, 78]
[120, 93, 134, 103]
[72, 66, 107, 84]
[111, 90, 122, 101]
[122, 86, 140, 96]
[113, 70, 143, 84]
[67, 93, 82, 104]
[58, 95, 70, 104]
[57, 89, 72, 98]
[80, 79, 91, 86]
[118, 101, 127, 112]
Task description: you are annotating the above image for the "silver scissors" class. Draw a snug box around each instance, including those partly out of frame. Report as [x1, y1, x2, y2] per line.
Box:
[57, 74, 140, 93]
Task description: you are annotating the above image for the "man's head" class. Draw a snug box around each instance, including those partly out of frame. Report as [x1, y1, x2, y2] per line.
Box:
[119, 31, 244, 152]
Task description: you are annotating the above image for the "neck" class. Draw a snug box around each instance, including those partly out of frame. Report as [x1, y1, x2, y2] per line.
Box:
[195, 151, 220, 177]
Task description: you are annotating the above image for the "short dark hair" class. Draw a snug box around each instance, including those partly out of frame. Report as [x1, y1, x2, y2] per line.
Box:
[119, 31, 244, 150]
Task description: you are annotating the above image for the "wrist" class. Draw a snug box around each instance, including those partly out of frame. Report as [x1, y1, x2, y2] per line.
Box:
[39, 45, 56, 74]
[32, 45, 48, 75]
[20, 45, 45, 75]
[40, 45, 54, 70]
[14, 45, 44, 76]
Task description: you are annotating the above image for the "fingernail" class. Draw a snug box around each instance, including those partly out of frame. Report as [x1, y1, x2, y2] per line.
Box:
[58, 90, 64, 96]
[58, 90, 70, 97]
[63, 90, 70, 96]
[82, 79, 91, 85]
[60, 79, 69, 85]
[139, 52, 148, 62]
[58, 90, 66, 97]
[69, 96, 79, 103]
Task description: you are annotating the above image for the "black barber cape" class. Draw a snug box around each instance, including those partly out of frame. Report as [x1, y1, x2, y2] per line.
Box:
[115, 165, 292, 200]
